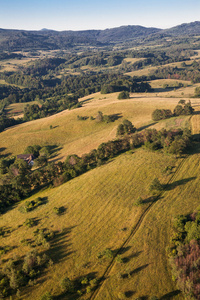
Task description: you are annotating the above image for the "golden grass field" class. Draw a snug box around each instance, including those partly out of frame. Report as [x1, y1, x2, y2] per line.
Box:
[1, 89, 200, 161]
[0, 57, 38, 72]
[0, 148, 179, 299]
[97, 150, 200, 300]
[0, 84, 200, 299]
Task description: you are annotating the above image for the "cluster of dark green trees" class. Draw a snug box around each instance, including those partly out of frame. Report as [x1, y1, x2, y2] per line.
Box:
[21, 57, 66, 76]
[152, 60, 200, 83]
[116, 119, 136, 136]
[0, 73, 42, 89]
[0, 52, 24, 60]
[168, 211, 200, 299]
[0, 115, 21, 132]
[101, 77, 152, 94]
[152, 100, 194, 121]
[23, 96, 80, 121]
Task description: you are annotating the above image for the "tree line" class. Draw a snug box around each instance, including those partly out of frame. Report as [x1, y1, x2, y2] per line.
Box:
[152, 100, 194, 121]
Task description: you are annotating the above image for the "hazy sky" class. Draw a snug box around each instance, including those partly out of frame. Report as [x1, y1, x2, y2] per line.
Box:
[1, 0, 200, 31]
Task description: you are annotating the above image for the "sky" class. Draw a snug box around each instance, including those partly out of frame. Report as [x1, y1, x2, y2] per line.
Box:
[0, 0, 200, 31]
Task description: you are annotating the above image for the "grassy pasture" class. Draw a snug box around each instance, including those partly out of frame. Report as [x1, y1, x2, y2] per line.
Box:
[0, 92, 188, 159]
[0, 148, 177, 299]
[4, 101, 38, 118]
[0, 87, 199, 299]
[0, 57, 37, 72]
[97, 150, 200, 300]
[123, 57, 146, 64]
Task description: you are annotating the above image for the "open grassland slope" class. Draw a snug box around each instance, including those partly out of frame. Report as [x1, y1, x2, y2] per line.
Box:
[0, 91, 199, 299]
[0, 92, 197, 161]
[0, 149, 178, 299]
[90, 146, 200, 300]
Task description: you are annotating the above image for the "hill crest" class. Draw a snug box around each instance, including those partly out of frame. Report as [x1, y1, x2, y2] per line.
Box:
[0, 21, 199, 51]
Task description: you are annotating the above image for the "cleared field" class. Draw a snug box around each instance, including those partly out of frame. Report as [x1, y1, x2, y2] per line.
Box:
[0, 92, 190, 160]
[123, 57, 146, 64]
[5, 101, 38, 117]
[191, 113, 200, 137]
[0, 57, 37, 72]
[0, 148, 178, 299]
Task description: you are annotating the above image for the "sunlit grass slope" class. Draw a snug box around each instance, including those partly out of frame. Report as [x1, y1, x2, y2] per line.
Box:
[95, 148, 200, 300]
[0, 91, 193, 160]
[0, 149, 177, 299]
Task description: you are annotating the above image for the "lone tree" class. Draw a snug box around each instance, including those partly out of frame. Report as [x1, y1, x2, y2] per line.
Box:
[149, 178, 164, 194]
[96, 111, 104, 122]
[118, 90, 130, 100]
[117, 119, 136, 136]
[152, 109, 173, 121]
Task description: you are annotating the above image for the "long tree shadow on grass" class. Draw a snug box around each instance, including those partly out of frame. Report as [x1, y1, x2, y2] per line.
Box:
[0, 147, 12, 158]
[108, 113, 123, 122]
[121, 264, 149, 279]
[142, 196, 161, 204]
[123, 251, 143, 263]
[137, 122, 158, 132]
[79, 97, 94, 105]
[125, 290, 136, 298]
[113, 245, 132, 256]
[46, 227, 75, 263]
[164, 177, 196, 191]
[160, 290, 181, 299]
[48, 144, 63, 159]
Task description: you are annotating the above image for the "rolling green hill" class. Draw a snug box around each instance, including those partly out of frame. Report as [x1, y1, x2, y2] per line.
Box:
[1, 21, 200, 51]
[0, 86, 200, 299]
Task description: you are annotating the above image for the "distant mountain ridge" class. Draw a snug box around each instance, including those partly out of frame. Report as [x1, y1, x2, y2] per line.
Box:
[0, 21, 199, 51]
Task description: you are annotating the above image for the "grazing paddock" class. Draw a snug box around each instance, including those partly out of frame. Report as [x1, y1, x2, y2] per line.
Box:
[0, 92, 187, 160]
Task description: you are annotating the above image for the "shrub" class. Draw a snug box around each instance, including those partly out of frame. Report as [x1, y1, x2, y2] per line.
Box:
[116, 119, 136, 136]
[60, 276, 75, 293]
[149, 178, 164, 194]
[40, 292, 54, 300]
[96, 111, 104, 122]
[86, 286, 92, 293]
[152, 109, 173, 121]
[23, 218, 36, 228]
[97, 248, 114, 259]
[134, 197, 143, 206]
[118, 90, 130, 99]
[116, 255, 124, 264]
[53, 206, 65, 215]
[19, 197, 47, 213]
